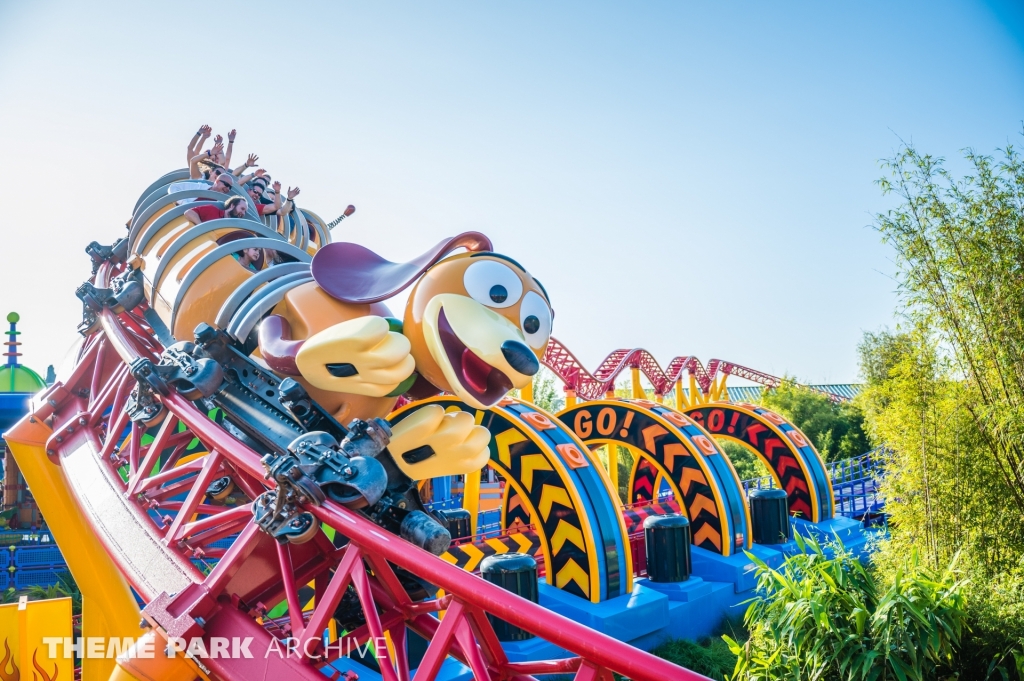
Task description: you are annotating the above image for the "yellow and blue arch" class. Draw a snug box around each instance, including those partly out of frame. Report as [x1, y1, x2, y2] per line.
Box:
[683, 402, 834, 522]
[557, 399, 752, 557]
[390, 397, 632, 604]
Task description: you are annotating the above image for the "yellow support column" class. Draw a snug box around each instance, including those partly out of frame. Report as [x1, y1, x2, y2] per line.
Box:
[631, 367, 644, 399]
[5, 416, 141, 681]
[564, 389, 577, 408]
[675, 378, 684, 410]
[520, 378, 534, 404]
[607, 444, 619, 501]
[462, 469, 481, 536]
[688, 374, 702, 405]
[715, 375, 729, 401]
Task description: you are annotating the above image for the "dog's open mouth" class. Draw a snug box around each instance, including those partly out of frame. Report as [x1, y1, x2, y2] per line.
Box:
[438, 308, 513, 405]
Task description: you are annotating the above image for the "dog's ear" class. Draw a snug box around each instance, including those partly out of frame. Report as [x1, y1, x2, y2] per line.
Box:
[311, 232, 493, 304]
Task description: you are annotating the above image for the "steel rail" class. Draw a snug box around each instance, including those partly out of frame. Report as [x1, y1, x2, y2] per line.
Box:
[543, 336, 850, 403]
[90, 262, 708, 681]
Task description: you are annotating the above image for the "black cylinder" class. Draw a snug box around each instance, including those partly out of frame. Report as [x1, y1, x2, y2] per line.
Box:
[440, 508, 473, 540]
[644, 514, 691, 583]
[750, 488, 791, 544]
[480, 553, 538, 641]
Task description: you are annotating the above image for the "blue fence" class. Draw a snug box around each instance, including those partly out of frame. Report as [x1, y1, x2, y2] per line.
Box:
[13, 545, 64, 569]
[0, 533, 69, 592]
[13, 567, 63, 590]
[737, 448, 886, 521]
[478, 509, 502, 536]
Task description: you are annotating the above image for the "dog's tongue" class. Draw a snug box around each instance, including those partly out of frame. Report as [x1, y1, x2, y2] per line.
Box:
[461, 348, 492, 393]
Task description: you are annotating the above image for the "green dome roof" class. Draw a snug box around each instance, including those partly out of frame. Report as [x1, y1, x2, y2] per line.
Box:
[0, 365, 47, 393]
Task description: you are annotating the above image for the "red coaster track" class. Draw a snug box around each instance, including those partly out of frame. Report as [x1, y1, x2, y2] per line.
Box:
[33, 259, 708, 681]
[542, 337, 848, 403]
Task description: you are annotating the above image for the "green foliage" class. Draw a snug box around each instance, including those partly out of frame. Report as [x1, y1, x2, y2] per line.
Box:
[649, 637, 739, 681]
[956, 561, 1024, 680]
[20, 572, 82, 615]
[57, 571, 82, 616]
[726, 535, 968, 681]
[720, 440, 770, 482]
[860, 331, 1024, 573]
[0, 587, 17, 604]
[875, 138, 1024, 513]
[25, 583, 68, 601]
[759, 381, 872, 462]
[858, 331, 916, 389]
[860, 136, 1024, 678]
[859, 327, 1024, 678]
[594, 444, 634, 502]
[514, 367, 565, 413]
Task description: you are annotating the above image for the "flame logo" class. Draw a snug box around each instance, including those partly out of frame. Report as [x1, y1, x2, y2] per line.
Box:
[0, 640, 18, 681]
[31, 650, 55, 681]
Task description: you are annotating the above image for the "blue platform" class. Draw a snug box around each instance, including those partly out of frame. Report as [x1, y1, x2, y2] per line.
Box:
[324, 516, 882, 681]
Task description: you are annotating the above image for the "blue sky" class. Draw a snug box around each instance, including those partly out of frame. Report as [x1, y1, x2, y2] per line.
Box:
[0, 1, 1021, 384]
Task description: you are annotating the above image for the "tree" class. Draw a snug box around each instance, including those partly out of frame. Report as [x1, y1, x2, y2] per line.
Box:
[759, 381, 872, 462]
[858, 330, 917, 388]
[529, 367, 565, 413]
[858, 326, 1024, 676]
[857, 328, 1024, 569]
[875, 138, 1024, 514]
[721, 440, 770, 481]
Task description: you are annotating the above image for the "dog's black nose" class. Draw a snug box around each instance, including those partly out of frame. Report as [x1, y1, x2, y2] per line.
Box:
[501, 340, 540, 376]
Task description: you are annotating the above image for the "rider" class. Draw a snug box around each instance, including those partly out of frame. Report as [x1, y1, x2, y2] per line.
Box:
[184, 194, 248, 225]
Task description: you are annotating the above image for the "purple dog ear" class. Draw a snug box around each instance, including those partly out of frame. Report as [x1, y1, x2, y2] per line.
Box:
[311, 231, 493, 304]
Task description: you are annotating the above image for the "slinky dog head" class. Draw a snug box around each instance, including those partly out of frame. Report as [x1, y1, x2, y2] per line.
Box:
[311, 232, 552, 410]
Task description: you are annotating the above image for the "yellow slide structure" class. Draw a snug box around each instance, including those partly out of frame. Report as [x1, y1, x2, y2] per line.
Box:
[5, 414, 142, 681]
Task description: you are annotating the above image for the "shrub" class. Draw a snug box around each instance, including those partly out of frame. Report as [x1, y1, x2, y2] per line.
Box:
[649, 637, 738, 680]
[720, 441, 770, 482]
[951, 561, 1024, 680]
[725, 535, 968, 680]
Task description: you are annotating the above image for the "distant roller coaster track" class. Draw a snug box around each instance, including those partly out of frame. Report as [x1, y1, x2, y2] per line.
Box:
[541, 337, 850, 403]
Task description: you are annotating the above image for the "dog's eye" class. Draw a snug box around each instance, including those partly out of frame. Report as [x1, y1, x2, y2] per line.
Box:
[464, 260, 523, 309]
[519, 291, 551, 349]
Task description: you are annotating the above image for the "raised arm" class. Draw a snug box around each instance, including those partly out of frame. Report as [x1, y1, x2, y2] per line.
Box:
[188, 142, 224, 179]
[262, 181, 284, 214]
[224, 129, 236, 168]
[210, 135, 226, 165]
[233, 153, 259, 177]
[189, 151, 212, 179]
[237, 168, 267, 186]
[187, 125, 211, 165]
[279, 186, 301, 215]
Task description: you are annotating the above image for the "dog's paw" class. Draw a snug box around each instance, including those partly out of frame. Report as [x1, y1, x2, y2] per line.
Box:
[295, 316, 415, 397]
[388, 405, 491, 479]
